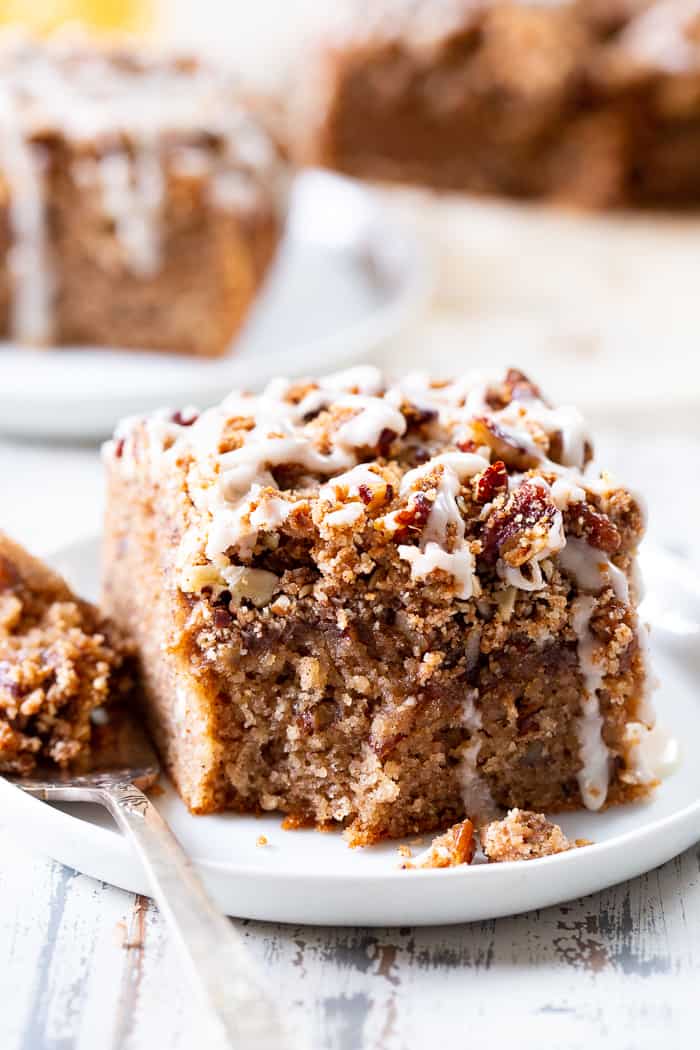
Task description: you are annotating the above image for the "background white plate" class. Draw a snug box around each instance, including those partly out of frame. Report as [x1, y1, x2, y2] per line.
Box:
[1, 538, 698, 927]
[0, 171, 431, 440]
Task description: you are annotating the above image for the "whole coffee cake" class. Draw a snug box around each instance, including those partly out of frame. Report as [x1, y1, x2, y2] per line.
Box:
[0, 532, 131, 774]
[102, 365, 670, 844]
[301, 0, 700, 210]
[0, 32, 286, 355]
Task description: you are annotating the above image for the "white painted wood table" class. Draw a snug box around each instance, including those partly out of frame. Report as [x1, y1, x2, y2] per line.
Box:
[2, 353, 699, 1050]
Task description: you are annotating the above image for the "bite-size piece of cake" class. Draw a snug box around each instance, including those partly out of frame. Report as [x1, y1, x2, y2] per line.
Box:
[0, 31, 286, 355]
[480, 808, 581, 863]
[0, 532, 131, 774]
[102, 365, 672, 845]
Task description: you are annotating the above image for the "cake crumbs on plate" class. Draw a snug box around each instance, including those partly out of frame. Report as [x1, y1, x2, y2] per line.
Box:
[480, 808, 591, 863]
[402, 819, 475, 870]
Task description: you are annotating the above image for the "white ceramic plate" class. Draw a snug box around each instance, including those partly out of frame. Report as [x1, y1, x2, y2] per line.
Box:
[1, 537, 698, 927]
[0, 171, 431, 440]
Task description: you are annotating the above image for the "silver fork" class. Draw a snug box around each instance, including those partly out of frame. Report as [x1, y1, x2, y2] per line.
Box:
[3, 713, 296, 1050]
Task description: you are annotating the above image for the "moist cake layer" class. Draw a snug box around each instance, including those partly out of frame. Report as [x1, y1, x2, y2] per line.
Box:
[102, 365, 672, 844]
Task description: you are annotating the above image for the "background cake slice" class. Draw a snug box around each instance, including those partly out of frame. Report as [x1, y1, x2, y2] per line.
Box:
[0, 32, 287, 356]
[299, 0, 700, 211]
[0, 532, 130, 774]
[102, 365, 671, 844]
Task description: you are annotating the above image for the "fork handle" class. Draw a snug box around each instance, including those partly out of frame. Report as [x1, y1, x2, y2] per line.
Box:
[101, 781, 296, 1050]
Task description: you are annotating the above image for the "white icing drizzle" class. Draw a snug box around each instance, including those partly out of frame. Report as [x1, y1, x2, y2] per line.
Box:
[396, 452, 488, 599]
[334, 395, 406, 450]
[108, 367, 629, 618]
[0, 30, 283, 341]
[457, 687, 499, 824]
[571, 594, 611, 811]
[634, 618, 657, 727]
[400, 542, 476, 599]
[319, 463, 385, 504]
[98, 141, 163, 276]
[561, 536, 632, 811]
[560, 539, 677, 804]
[559, 537, 629, 602]
[550, 476, 586, 511]
[497, 478, 566, 592]
[0, 91, 52, 342]
[106, 369, 628, 613]
[167, 367, 399, 581]
[619, 0, 700, 75]
[325, 503, 365, 528]
[621, 722, 681, 784]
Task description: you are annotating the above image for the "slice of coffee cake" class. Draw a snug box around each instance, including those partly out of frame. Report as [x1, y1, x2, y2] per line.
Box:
[0, 32, 286, 355]
[102, 366, 671, 844]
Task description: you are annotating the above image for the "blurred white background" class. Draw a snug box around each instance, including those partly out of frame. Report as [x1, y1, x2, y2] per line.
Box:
[0, 0, 330, 81]
[161, 0, 326, 82]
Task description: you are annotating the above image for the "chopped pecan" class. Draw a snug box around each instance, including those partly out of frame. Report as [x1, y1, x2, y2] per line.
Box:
[358, 481, 393, 507]
[213, 589, 232, 608]
[213, 607, 233, 629]
[171, 409, 198, 427]
[377, 427, 398, 458]
[505, 368, 542, 402]
[481, 480, 557, 566]
[485, 369, 543, 410]
[473, 460, 508, 504]
[442, 819, 476, 866]
[411, 819, 476, 869]
[401, 402, 438, 430]
[410, 447, 431, 465]
[0, 555, 21, 591]
[548, 431, 594, 467]
[471, 417, 540, 470]
[392, 491, 433, 537]
[565, 501, 621, 553]
[270, 463, 309, 491]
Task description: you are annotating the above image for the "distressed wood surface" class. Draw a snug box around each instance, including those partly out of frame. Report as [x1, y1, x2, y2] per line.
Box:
[1, 345, 699, 1050]
[2, 833, 699, 1050]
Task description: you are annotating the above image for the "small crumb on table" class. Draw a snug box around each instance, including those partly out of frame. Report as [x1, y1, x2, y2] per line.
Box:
[256, 834, 269, 847]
